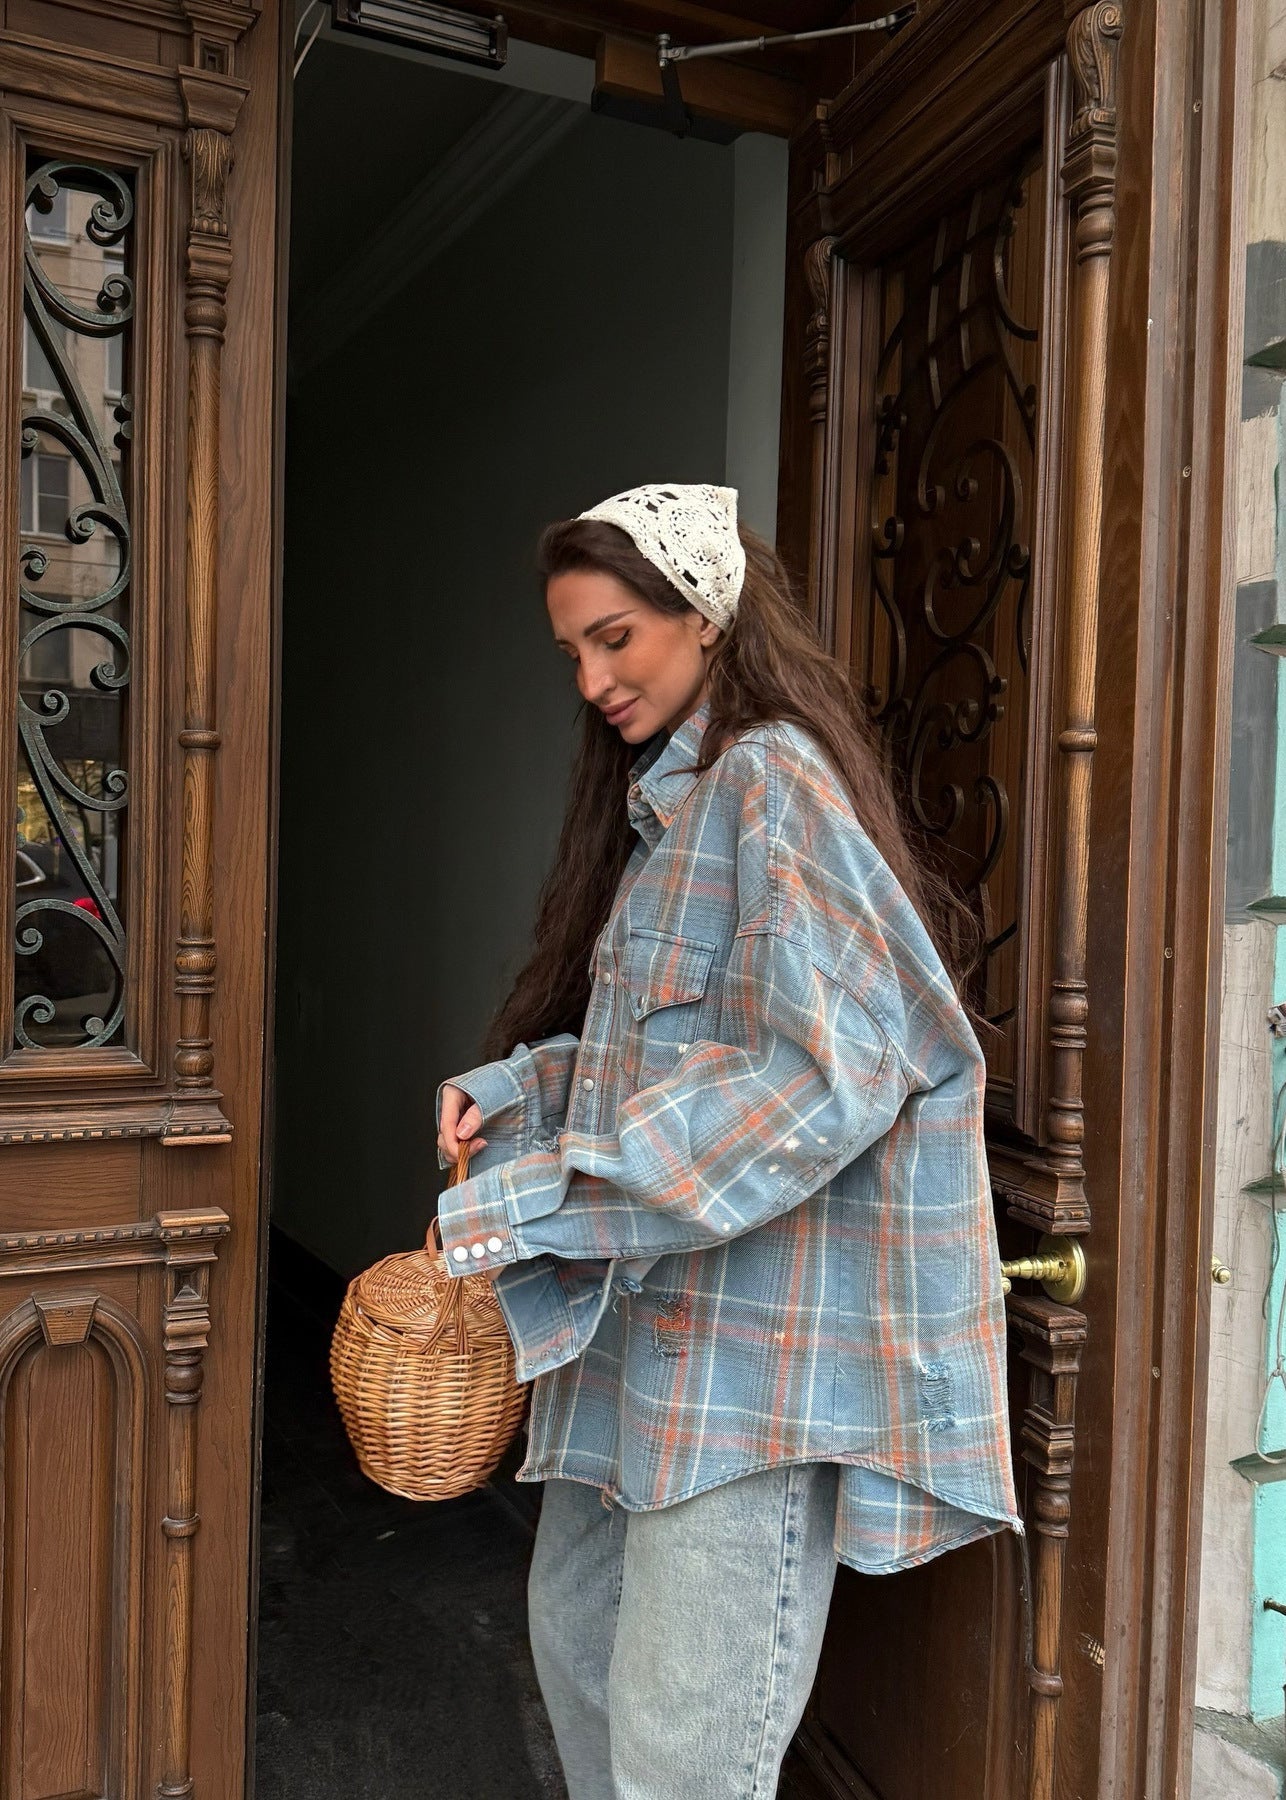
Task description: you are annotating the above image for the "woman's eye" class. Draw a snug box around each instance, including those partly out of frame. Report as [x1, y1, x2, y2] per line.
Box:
[605, 632, 631, 651]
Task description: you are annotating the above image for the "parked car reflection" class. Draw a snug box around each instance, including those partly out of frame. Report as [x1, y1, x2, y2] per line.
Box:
[13, 832, 116, 1045]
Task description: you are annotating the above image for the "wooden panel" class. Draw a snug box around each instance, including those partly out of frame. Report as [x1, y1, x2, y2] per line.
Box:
[806, 1534, 1025, 1799]
[0, 1219, 227, 1800]
[809, 41, 1091, 1233]
[9, 1342, 112, 1800]
[0, 1296, 146, 1800]
[7, 1, 164, 63]
[0, 1139, 143, 1229]
[859, 141, 1047, 1111]
[785, 1329, 1031, 1800]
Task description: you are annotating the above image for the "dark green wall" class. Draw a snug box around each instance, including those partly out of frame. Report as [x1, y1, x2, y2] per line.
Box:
[274, 108, 738, 1276]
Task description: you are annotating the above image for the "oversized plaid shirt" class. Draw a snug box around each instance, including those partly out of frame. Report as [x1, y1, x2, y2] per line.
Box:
[435, 696, 1022, 1574]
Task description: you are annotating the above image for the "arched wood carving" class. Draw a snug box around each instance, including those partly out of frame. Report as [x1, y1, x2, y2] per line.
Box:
[0, 1294, 149, 1800]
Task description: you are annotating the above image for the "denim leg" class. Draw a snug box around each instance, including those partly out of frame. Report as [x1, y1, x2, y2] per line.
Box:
[528, 1479, 626, 1800]
[608, 1462, 840, 1800]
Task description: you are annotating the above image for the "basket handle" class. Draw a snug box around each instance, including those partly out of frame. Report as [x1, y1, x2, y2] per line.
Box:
[424, 1138, 479, 1357]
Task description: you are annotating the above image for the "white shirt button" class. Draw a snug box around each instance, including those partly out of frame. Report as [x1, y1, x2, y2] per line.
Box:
[470, 1242, 486, 1258]
[582, 1077, 595, 1090]
[602, 971, 613, 984]
[487, 1236, 503, 1253]
[452, 1245, 469, 1263]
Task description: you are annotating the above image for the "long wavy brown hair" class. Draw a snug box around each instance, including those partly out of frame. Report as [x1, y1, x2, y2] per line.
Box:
[479, 516, 984, 1063]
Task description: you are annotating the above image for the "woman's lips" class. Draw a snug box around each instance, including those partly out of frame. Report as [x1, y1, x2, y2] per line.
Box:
[603, 698, 638, 724]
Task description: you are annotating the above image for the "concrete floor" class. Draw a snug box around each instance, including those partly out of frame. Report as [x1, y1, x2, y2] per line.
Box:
[253, 1238, 567, 1800]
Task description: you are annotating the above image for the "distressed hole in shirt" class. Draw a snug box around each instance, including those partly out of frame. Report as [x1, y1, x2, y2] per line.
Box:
[918, 1359, 955, 1432]
[653, 1292, 691, 1359]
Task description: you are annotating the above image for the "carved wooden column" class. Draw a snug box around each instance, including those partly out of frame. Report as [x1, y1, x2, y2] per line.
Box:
[804, 236, 836, 639]
[1041, 2, 1122, 1206]
[1008, 1294, 1089, 1800]
[157, 1207, 230, 1800]
[1012, 12, 1121, 1795]
[164, 69, 246, 1146]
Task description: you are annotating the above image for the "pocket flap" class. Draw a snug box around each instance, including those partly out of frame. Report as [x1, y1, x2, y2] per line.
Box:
[620, 932, 716, 1019]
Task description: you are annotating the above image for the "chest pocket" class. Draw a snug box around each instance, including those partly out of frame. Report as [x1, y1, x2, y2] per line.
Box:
[619, 929, 716, 1091]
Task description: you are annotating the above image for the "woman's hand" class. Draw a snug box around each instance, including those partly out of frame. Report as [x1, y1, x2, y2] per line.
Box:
[437, 1081, 488, 1163]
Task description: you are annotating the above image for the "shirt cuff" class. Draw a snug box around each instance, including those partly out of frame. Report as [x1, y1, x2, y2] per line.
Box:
[437, 1157, 518, 1275]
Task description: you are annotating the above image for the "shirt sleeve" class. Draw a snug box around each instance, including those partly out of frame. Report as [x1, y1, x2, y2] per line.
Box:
[434, 1032, 581, 1170]
[436, 927, 911, 1273]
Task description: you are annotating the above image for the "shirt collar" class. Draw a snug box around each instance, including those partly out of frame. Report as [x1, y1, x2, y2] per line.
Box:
[625, 694, 714, 846]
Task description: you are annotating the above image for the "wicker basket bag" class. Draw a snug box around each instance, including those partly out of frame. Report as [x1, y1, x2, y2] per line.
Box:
[329, 1142, 528, 1501]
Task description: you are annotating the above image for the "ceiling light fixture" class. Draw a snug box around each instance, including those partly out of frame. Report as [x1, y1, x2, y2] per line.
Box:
[331, 0, 507, 68]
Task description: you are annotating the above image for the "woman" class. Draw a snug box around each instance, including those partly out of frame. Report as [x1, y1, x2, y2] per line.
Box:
[434, 483, 1021, 1800]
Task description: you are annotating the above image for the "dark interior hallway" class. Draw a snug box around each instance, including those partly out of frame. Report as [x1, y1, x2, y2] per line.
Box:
[254, 1231, 567, 1800]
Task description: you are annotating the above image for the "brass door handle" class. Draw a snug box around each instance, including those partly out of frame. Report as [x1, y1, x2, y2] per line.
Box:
[1211, 1257, 1232, 1286]
[1000, 1234, 1087, 1305]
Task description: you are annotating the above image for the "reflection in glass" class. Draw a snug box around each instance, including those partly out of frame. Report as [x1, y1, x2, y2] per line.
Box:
[19, 452, 69, 536]
[26, 189, 68, 242]
[24, 318, 66, 396]
[14, 161, 133, 1049]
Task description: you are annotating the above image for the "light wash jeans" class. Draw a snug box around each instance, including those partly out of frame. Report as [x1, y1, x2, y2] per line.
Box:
[527, 1462, 841, 1800]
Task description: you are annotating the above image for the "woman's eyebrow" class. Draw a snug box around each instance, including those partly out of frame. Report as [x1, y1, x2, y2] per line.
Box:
[552, 609, 635, 647]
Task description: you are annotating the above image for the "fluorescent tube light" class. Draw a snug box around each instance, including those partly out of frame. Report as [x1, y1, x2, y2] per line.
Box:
[331, 1, 507, 67]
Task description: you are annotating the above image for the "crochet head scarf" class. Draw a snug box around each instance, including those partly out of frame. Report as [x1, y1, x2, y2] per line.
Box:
[575, 483, 745, 631]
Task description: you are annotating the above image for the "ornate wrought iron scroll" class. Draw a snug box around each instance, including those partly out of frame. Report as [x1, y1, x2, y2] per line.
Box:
[868, 149, 1043, 1033]
[15, 161, 134, 1049]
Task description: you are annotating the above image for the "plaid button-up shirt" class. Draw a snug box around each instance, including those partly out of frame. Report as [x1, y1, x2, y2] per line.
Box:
[436, 697, 1022, 1574]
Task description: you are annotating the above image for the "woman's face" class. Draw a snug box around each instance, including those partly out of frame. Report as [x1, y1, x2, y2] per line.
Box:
[547, 566, 721, 744]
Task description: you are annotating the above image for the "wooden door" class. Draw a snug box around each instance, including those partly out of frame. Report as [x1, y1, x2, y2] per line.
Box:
[774, 3, 1248, 1799]
[0, 3, 281, 1798]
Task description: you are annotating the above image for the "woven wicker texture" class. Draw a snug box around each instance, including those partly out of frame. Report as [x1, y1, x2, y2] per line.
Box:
[330, 1143, 527, 1501]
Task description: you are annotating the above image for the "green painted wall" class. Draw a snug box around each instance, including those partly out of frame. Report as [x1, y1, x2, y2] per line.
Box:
[1251, 393, 1286, 1720]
